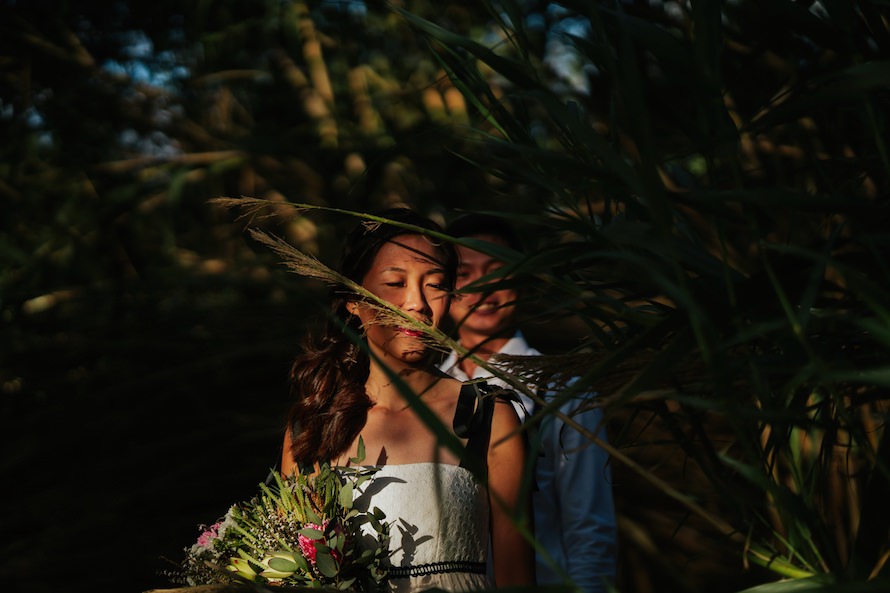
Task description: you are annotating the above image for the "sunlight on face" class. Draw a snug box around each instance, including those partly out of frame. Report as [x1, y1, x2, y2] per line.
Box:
[350, 234, 451, 365]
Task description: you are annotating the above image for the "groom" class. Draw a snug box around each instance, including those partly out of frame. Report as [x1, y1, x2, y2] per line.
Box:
[439, 213, 618, 593]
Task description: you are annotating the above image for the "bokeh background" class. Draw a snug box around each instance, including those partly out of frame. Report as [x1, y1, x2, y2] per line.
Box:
[3, 2, 889, 593]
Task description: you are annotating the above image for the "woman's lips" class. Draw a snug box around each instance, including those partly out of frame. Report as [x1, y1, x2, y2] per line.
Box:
[398, 328, 426, 338]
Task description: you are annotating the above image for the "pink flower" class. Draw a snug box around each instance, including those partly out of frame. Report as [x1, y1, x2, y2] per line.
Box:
[297, 521, 327, 564]
[297, 520, 346, 566]
[197, 522, 221, 548]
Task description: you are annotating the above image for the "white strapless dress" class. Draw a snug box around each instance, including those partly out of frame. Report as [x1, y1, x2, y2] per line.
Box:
[353, 463, 491, 592]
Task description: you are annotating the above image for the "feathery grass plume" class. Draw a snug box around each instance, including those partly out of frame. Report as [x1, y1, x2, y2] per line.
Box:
[210, 196, 309, 224]
[249, 228, 349, 288]
[246, 228, 452, 348]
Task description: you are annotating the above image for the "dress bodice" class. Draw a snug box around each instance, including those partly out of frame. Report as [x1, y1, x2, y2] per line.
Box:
[353, 463, 490, 592]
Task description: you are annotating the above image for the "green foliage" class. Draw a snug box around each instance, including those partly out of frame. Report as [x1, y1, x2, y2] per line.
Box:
[173, 445, 390, 591]
[3, 1, 890, 592]
[400, 1, 890, 591]
[0, 3, 511, 592]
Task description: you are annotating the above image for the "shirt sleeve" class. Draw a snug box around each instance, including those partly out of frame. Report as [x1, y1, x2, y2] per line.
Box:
[552, 398, 618, 593]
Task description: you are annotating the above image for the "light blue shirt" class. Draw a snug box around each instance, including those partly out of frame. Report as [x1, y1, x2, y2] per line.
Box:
[440, 331, 617, 593]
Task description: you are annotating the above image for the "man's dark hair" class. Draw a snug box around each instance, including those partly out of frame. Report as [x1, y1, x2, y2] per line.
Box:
[445, 213, 524, 253]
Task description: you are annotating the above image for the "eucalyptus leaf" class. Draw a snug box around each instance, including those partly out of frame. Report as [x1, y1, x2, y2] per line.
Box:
[331, 532, 345, 552]
[297, 527, 324, 539]
[315, 548, 339, 578]
[306, 508, 322, 525]
[267, 556, 299, 572]
[339, 482, 354, 510]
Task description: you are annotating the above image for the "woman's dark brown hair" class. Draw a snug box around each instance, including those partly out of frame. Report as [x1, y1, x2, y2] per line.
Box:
[286, 208, 457, 467]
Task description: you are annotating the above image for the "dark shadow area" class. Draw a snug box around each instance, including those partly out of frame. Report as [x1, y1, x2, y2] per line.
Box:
[2, 279, 312, 593]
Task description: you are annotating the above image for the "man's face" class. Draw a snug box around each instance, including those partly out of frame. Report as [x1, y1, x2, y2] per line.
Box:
[448, 233, 518, 339]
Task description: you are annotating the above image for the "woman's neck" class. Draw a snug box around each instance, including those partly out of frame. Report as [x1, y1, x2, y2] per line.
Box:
[365, 361, 439, 408]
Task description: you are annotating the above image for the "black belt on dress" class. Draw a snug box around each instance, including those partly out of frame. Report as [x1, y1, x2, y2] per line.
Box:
[387, 560, 486, 578]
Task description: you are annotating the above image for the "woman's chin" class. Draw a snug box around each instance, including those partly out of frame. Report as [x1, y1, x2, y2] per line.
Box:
[399, 348, 429, 364]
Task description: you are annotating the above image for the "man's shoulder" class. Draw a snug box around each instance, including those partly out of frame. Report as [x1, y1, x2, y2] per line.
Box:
[499, 330, 540, 356]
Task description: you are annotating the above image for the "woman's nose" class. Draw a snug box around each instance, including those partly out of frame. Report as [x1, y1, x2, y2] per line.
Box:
[404, 283, 432, 315]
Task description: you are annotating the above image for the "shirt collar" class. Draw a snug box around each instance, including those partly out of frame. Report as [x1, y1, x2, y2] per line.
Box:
[496, 330, 532, 356]
[439, 348, 467, 381]
[441, 330, 529, 381]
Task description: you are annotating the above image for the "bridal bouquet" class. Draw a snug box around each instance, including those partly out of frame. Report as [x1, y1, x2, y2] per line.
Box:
[170, 450, 390, 591]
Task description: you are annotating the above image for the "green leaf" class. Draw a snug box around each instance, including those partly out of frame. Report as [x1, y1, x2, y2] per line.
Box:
[291, 550, 310, 573]
[397, 9, 541, 89]
[737, 575, 890, 592]
[751, 60, 890, 131]
[354, 475, 373, 489]
[267, 556, 299, 572]
[315, 547, 339, 578]
[355, 435, 366, 464]
[821, 366, 890, 387]
[306, 508, 322, 525]
[298, 527, 323, 539]
[338, 481, 354, 510]
[330, 532, 345, 552]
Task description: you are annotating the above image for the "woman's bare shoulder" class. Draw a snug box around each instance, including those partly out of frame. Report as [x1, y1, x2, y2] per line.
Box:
[426, 373, 464, 401]
[491, 393, 523, 432]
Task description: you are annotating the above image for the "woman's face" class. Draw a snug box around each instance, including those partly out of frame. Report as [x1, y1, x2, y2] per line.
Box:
[348, 234, 451, 365]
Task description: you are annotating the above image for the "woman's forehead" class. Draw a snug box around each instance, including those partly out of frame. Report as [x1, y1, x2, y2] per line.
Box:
[371, 235, 445, 268]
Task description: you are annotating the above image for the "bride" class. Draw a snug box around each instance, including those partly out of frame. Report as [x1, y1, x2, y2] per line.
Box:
[280, 208, 535, 592]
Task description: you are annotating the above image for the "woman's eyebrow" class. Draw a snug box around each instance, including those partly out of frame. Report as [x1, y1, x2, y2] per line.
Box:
[380, 264, 444, 273]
